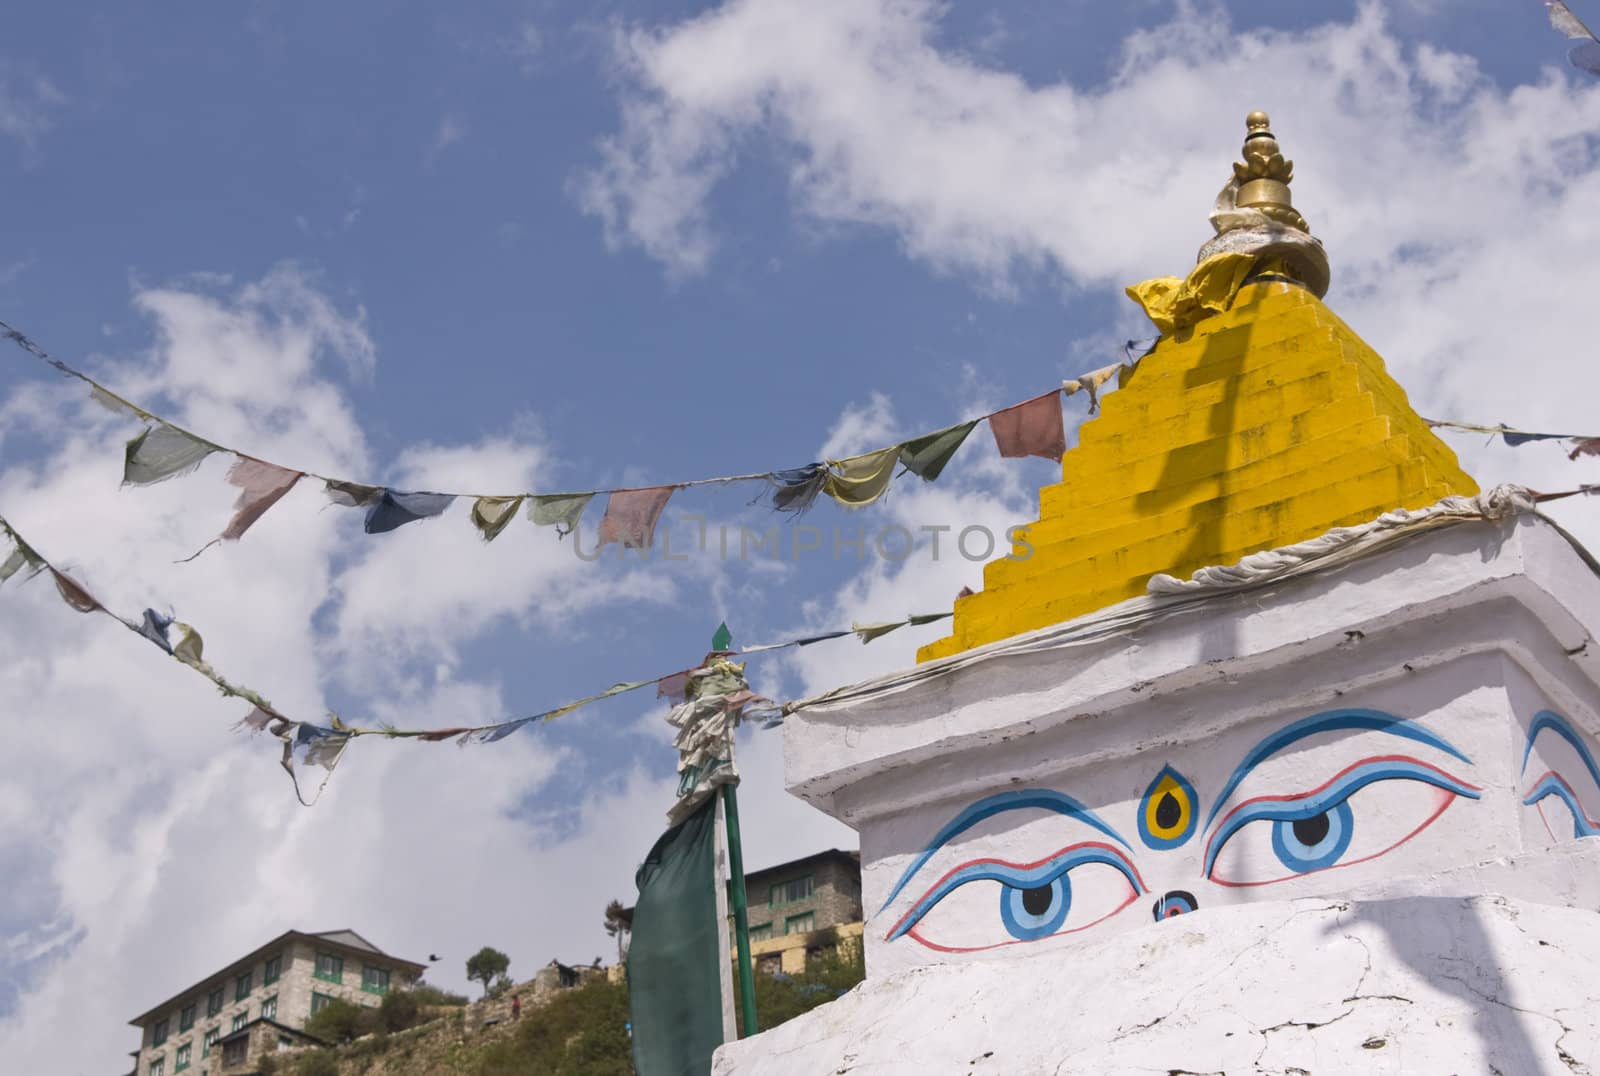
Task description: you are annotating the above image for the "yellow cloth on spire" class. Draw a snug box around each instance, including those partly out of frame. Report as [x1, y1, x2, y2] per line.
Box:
[1125, 252, 1257, 334]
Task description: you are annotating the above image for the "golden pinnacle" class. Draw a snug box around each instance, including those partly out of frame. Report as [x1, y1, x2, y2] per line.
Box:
[1231, 111, 1308, 233]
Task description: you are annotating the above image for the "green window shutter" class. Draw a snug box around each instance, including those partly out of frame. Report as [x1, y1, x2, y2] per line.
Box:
[262, 995, 277, 1020]
[235, 971, 251, 1001]
[231, 1011, 248, 1032]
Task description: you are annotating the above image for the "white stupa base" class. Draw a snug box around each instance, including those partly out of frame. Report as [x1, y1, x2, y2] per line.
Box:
[714, 893, 1600, 1075]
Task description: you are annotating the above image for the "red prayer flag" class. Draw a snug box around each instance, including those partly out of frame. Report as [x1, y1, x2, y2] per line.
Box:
[598, 487, 674, 548]
[989, 390, 1066, 462]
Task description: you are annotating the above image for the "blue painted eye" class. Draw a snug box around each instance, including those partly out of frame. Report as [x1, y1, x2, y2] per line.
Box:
[1269, 801, 1354, 872]
[1000, 875, 1071, 940]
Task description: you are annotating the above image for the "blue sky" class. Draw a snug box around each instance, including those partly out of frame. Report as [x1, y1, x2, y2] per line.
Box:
[5, 1, 1600, 1071]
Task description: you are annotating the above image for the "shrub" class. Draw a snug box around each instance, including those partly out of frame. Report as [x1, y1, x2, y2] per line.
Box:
[378, 989, 420, 1032]
[304, 998, 377, 1044]
[753, 942, 864, 1032]
[291, 1053, 341, 1076]
[473, 978, 632, 1076]
[407, 983, 469, 1007]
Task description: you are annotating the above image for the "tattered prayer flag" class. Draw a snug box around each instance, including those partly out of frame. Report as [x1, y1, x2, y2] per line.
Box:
[90, 385, 147, 419]
[657, 669, 695, 699]
[768, 464, 827, 513]
[50, 568, 100, 613]
[172, 623, 206, 668]
[138, 608, 175, 653]
[899, 421, 978, 482]
[221, 458, 303, 541]
[990, 390, 1066, 462]
[1064, 363, 1122, 415]
[477, 718, 535, 744]
[1571, 438, 1600, 460]
[823, 447, 899, 508]
[471, 496, 524, 542]
[907, 612, 952, 627]
[236, 707, 278, 732]
[325, 480, 382, 508]
[1545, 2, 1600, 74]
[599, 487, 674, 548]
[279, 723, 351, 805]
[528, 493, 593, 537]
[852, 620, 903, 644]
[123, 425, 215, 485]
[795, 629, 851, 646]
[1499, 426, 1564, 447]
[0, 540, 40, 585]
[417, 726, 473, 742]
[364, 490, 456, 534]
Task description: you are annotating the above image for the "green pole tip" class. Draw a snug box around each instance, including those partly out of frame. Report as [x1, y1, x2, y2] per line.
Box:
[711, 621, 733, 652]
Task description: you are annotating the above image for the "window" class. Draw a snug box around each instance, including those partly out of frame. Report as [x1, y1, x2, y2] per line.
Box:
[148, 1057, 165, 1076]
[314, 951, 343, 983]
[222, 1038, 248, 1066]
[785, 912, 815, 935]
[264, 954, 282, 985]
[152, 1018, 169, 1047]
[262, 995, 278, 1020]
[362, 965, 390, 995]
[231, 1011, 248, 1032]
[174, 1042, 191, 1073]
[207, 988, 223, 1017]
[749, 922, 773, 942]
[769, 876, 814, 906]
[178, 1003, 195, 1032]
[278, 1035, 294, 1051]
[235, 971, 252, 1001]
[311, 991, 334, 1016]
[202, 1029, 219, 1058]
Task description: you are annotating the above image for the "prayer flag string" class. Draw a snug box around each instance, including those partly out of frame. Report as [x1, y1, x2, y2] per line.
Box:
[0, 510, 951, 802]
[0, 317, 1137, 555]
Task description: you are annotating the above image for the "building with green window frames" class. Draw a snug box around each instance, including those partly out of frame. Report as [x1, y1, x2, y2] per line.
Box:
[126, 928, 425, 1076]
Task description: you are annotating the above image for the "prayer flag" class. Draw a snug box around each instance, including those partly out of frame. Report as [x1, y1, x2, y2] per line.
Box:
[528, 493, 593, 537]
[599, 487, 674, 548]
[325, 480, 382, 507]
[1064, 363, 1122, 415]
[138, 608, 175, 653]
[470, 495, 524, 542]
[823, 447, 899, 507]
[50, 569, 100, 613]
[627, 800, 726, 1076]
[990, 390, 1067, 462]
[123, 425, 214, 486]
[221, 458, 303, 541]
[364, 490, 456, 534]
[768, 464, 826, 513]
[236, 707, 278, 732]
[899, 421, 978, 482]
[852, 620, 903, 643]
[1571, 438, 1600, 460]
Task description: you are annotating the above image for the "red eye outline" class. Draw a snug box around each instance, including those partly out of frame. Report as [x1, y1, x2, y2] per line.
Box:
[889, 841, 1147, 953]
[1204, 754, 1480, 888]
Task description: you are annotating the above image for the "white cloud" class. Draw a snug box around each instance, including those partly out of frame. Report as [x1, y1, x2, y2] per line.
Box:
[0, 64, 66, 156]
[429, 114, 469, 163]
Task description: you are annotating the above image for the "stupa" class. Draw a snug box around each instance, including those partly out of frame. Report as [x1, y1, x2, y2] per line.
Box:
[715, 114, 1600, 1074]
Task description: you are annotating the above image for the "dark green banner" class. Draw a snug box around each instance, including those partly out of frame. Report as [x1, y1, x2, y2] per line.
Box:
[628, 798, 724, 1076]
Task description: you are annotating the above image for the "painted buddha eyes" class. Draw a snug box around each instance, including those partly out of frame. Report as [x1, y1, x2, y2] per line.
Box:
[1204, 756, 1480, 886]
[887, 842, 1145, 951]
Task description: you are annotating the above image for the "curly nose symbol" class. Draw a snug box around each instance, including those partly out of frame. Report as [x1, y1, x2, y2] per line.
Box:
[1153, 890, 1198, 921]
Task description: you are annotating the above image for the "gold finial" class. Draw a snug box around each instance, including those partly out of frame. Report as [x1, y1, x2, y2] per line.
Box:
[1231, 110, 1307, 232]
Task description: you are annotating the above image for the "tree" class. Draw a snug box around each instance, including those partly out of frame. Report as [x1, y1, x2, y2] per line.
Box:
[466, 946, 511, 998]
[602, 899, 631, 963]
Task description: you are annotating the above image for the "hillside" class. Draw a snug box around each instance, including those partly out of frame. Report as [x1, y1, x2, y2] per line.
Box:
[258, 947, 863, 1076]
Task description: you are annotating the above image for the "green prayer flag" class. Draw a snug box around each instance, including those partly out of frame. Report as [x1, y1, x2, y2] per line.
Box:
[528, 493, 594, 536]
[470, 495, 524, 542]
[711, 621, 733, 652]
[898, 420, 978, 482]
[628, 799, 725, 1076]
[123, 425, 215, 486]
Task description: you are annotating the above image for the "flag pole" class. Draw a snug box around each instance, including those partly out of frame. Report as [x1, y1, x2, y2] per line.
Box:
[713, 621, 760, 1037]
[721, 781, 759, 1037]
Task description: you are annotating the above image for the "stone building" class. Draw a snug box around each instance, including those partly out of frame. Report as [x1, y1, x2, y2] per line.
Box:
[127, 928, 425, 1076]
[735, 848, 862, 976]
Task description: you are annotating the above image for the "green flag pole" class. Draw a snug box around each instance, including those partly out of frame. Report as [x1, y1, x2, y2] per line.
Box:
[714, 621, 760, 1037]
[722, 783, 759, 1037]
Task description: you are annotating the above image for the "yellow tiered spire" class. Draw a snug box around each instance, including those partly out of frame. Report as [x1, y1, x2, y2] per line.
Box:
[918, 113, 1479, 663]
